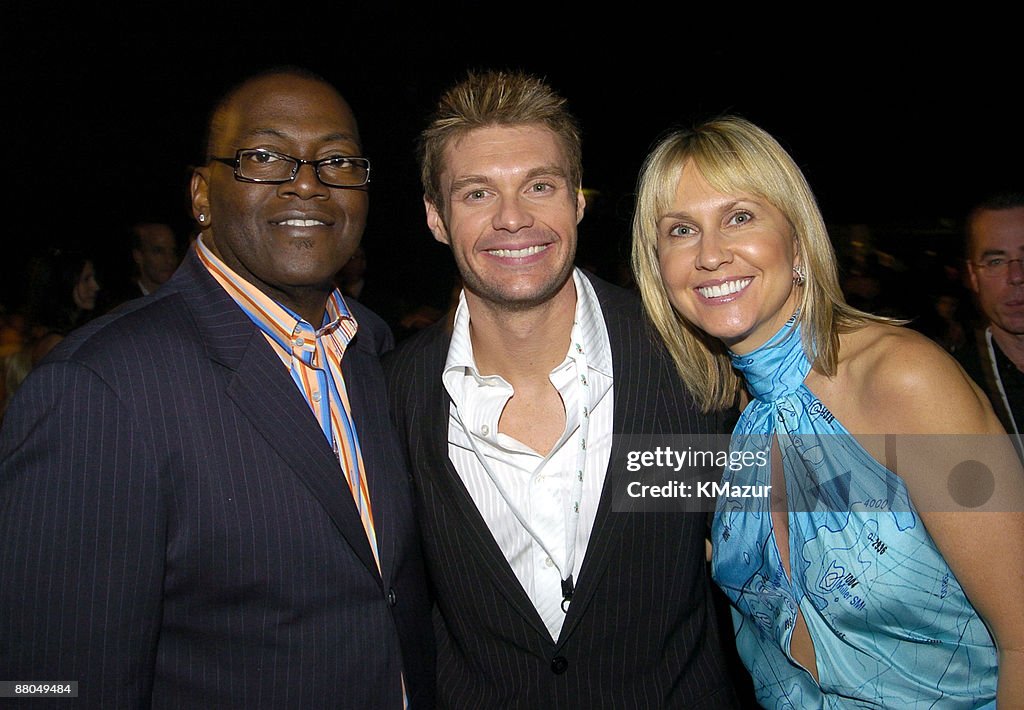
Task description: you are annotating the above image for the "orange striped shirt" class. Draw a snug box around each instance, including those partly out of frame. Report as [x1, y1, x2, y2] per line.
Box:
[195, 237, 380, 573]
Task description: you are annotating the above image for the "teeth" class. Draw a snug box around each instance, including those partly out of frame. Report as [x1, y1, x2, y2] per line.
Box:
[278, 219, 325, 227]
[697, 278, 751, 299]
[489, 245, 547, 258]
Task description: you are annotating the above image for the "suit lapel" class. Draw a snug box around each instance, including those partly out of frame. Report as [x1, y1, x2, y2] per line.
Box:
[228, 337, 382, 581]
[177, 251, 382, 582]
[558, 276, 646, 642]
[420, 326, 552, 638]
[340, 338, 397, 581]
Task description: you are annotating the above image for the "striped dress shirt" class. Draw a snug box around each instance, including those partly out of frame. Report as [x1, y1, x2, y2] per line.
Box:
[195, 237, 380, 571]
[442, 268, 613, 640]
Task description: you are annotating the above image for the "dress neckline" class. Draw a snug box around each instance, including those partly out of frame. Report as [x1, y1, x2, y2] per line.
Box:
[729, 314, 811, 403]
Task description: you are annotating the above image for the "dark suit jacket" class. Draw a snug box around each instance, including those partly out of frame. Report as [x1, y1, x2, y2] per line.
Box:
[956, 326, 1024, 460]
[0, 250, 434, 708]
[382, 273, 741, 709]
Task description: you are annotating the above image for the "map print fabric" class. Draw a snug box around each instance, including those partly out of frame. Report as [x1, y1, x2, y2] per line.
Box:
[711, 317, 998, 709]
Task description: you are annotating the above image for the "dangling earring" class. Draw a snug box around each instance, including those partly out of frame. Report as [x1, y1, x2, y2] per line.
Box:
[792, 264, 806, 286]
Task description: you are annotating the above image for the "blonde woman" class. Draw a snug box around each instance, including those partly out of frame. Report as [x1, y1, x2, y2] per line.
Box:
[631, 116, 1024, 708]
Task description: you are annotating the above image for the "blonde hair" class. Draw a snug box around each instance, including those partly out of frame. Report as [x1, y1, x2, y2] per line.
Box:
[418, 69, 582, 211]
[631, 116, 892, 411]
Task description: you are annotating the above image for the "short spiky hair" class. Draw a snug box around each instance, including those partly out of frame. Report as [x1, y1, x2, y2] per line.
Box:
[417, 69, 582, 210]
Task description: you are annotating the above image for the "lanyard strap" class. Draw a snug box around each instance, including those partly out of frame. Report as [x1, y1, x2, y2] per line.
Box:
[456, 326, 592, 613]
[985, 328, 1022, 440]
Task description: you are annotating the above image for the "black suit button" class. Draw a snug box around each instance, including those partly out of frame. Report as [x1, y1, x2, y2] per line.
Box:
[550, 656, 568, 674]
[387, 588, 397, 606]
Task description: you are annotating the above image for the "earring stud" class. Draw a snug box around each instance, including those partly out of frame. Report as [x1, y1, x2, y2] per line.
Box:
[793, 265, 806, 286]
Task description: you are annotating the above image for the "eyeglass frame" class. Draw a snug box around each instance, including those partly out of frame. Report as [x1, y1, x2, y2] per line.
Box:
[970, 256, 1024, 278]
[209, 148, 371, 188]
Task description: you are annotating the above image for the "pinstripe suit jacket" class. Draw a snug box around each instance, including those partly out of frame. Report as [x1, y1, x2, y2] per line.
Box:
[382, 273, 740, 709]
[0, 250, 434, 709]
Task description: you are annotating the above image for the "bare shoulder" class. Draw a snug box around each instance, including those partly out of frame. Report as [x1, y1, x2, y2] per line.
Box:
[841, 323, 956, 388]
[837, 323, 999, 435]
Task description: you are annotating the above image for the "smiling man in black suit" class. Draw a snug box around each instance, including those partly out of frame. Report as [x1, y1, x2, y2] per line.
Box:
[383, 69, 740, 709]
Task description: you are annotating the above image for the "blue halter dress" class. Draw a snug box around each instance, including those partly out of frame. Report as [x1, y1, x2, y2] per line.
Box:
[710, 317, 997, 709]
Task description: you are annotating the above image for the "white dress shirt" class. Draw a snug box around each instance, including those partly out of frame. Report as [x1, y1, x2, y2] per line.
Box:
[442, 269, 613, 640]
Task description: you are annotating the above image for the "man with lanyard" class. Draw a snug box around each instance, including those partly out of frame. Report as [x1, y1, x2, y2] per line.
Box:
[960, 189, 1024, 460]
[383, 69, 741, 708]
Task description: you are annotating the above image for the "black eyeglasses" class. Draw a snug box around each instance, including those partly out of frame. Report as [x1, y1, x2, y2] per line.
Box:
[210, 148, 371, 188]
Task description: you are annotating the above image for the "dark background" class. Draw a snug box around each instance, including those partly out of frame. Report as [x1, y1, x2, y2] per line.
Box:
[3, 9, 1019, 321]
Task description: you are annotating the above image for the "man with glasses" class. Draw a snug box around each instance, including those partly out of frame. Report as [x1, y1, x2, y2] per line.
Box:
[960, 189, 1024, 459]
[0, 67, 434, 708]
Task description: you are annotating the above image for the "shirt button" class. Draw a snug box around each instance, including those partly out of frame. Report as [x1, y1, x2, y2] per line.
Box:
[481, 424, 490, 436]
[544, 557, 554, 568]
[312, 390, 321, 403]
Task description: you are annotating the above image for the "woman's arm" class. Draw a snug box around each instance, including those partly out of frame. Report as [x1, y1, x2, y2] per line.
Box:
[861, 329, 1024, 706]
